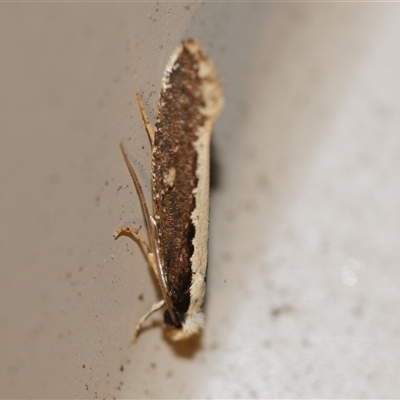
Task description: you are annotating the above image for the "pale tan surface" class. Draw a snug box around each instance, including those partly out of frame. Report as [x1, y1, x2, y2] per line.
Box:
[1, 2, 400, 398]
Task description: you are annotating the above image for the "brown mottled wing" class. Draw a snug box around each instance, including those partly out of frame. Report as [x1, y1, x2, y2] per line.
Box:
[152, 40, 223, 330]
[152, 42, 208, 319]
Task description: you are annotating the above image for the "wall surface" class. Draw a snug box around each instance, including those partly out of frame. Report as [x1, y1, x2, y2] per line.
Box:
[1, 2, 400, 398]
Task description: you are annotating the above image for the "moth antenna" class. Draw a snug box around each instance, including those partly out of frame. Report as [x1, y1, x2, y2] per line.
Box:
[136, 93, 155, 145]
[119, 143, 179, 328]
[119, 143, 154, 249]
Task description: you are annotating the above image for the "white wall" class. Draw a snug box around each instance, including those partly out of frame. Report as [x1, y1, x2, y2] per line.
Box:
[1, 2, 400, 398]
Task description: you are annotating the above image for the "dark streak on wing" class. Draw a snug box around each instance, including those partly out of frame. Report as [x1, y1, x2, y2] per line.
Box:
[152, 41, 207, 326]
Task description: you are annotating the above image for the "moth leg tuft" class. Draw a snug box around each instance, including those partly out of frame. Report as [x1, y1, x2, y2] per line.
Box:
[114, 225, 158, 278]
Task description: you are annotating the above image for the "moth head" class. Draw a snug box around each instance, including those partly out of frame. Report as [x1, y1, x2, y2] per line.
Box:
[163, 308, 183, 329]
[166, 311, 205, 341]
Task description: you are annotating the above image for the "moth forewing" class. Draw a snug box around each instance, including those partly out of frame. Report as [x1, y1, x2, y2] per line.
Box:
[115, 39, 223, 341]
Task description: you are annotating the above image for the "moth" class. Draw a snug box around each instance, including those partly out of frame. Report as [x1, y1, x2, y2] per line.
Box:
[114, 39, 224, 341]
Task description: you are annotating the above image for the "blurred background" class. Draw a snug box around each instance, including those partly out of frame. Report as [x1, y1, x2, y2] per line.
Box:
[1, 2, 400, 398]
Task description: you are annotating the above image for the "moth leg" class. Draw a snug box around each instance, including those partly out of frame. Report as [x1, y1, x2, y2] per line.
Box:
[114, 225, 151, 254]
[133, 299, 165, 342]
[113, 226, 159, 278]
[136, 93, 155, 146]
